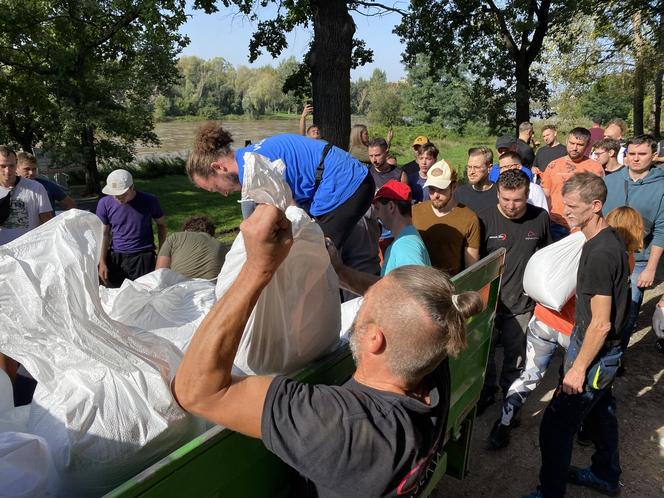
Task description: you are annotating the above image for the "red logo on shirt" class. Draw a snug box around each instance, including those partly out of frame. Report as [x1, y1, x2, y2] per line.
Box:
[489, 233, 507, 241]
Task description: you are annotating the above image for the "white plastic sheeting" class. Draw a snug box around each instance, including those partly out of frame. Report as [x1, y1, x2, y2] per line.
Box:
[216, 152, 342, 374]
[100, 269, 217, 351]
[0, 210, 203, 497]
[522, 231, 586, 311]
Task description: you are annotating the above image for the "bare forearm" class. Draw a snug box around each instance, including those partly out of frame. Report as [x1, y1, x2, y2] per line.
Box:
[646, 245, 663, 270]
[174, 266, 271, 408]
[335, 264, 380, 296]
[100, 231, 111, 262]
[572, 323, 610, 372]
[157, 225, 167, 249]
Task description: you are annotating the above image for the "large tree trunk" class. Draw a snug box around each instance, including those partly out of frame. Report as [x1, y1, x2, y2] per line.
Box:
[514, 57, 530, 133]
[632, 13, 645, 136]
[651, 70, 663, 139]
[81, 127, 100, 195]
[309, 0, 354, 149]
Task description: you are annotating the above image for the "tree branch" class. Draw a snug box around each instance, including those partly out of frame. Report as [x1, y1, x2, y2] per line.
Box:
[484, 0, 519, 58]
[526, 0, 551, 64]
[352, 1, 407, 16]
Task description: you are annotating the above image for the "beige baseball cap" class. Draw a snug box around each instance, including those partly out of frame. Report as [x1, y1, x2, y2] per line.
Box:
[423, 160, 457, 190]
[102, 169, 133, 196]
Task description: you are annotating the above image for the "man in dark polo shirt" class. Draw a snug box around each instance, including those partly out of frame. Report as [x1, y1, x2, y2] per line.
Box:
[525, 172, 629, 498]
[173, 204, 484, 498]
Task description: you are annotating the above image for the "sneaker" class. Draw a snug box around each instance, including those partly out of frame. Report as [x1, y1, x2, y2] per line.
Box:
[489, 419, 510, 449]
[476, 386, 497, 416]
[656, 338, 664, 355]
[568, 466, 620, 496]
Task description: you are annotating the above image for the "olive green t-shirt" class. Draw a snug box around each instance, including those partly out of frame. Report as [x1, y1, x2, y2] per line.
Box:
[159, 231, 227, 280]
[412, 202, 481, 276]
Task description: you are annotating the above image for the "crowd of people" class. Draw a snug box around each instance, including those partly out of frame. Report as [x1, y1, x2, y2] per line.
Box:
[1, 113, 663, 497]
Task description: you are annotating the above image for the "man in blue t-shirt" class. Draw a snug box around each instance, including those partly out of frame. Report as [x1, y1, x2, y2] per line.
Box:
[96, 169, 167, 288]
[186, 127, 374, 249]
[326, 180, 430, 296]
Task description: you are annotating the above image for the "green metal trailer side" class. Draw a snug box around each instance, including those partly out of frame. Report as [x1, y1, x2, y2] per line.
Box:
[106, 249, 505, 498]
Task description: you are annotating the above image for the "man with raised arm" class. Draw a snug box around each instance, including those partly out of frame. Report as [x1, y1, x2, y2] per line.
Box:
[173, 204, 483, 497]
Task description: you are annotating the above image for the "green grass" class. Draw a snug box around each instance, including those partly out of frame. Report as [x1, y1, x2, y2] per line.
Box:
[134, 175, 242, 246]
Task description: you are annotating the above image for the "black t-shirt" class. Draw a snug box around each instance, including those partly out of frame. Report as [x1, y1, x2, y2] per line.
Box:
[533, 144, 567, 171]
[479, 204, 551, 315]
[517, 139, 535, 168]
[454, 183, 497, 216]
[262, 361, 451, 498]
[371, 166, 402, 191]
[575, 227, 630, 342]
[402, 159, 418, 177]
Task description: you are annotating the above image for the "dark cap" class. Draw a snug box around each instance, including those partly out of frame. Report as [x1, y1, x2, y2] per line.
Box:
[373, 180, 412, 203]
[495, 135, 517, 150]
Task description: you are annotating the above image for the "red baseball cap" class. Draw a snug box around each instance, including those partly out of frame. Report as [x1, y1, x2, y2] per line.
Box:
[373, 180, 412, 203]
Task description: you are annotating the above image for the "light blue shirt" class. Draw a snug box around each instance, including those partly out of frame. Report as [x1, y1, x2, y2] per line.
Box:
[381, 225, 431, 276]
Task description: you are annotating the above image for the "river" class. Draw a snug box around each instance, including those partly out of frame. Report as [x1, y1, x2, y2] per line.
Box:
[135, 119, 302, 157]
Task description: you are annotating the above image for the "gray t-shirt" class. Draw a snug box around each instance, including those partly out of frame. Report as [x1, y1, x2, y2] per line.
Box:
[261, 361, 451, 497]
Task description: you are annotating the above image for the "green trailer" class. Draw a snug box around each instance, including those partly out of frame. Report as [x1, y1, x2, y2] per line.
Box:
[106, 249, 505, 498]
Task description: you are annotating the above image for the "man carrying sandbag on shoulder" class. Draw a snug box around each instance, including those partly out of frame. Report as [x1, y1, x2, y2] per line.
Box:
[173, 204, 484, 497]
[524, 172, 630, 498]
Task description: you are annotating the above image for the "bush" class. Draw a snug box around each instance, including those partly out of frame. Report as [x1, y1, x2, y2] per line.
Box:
[69, 154, 187, 186]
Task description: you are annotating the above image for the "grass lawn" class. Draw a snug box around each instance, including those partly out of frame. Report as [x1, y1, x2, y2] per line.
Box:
[134, 175, 242, 245]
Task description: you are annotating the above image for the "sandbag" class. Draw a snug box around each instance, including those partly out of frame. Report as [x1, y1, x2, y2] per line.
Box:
[100, 269, 217, 351]
[523, 231, 586, 311]
[652, 306, 664, 339]
[216, 153, 341, 375]
[0, 432, 52, 498]
[0, 210, 203, 497]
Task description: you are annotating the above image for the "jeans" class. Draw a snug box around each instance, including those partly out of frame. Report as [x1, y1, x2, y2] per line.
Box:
[623, 260, 647, 349]
[538, 328, 622, 497]
[501, 317, 570, 426]
[485, 312, 532, 394]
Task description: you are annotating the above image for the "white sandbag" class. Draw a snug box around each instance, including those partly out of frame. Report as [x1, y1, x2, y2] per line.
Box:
[100, 269, 217, 351]
[0, 210, 203, 497]
[0, 368, 12, 414]
[523, 231, 586, 311]
[0, 432, 52, 498]
[217, 153, 341, 375]
[652, 306, 664, 339]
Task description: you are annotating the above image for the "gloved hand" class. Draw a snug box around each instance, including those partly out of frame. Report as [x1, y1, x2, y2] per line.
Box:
[652, 304, 664, 340]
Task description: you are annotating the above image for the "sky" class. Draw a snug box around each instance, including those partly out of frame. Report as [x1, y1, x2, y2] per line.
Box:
[179, 3, 408, 81]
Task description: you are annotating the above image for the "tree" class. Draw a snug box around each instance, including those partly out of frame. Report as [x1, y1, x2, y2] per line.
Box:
[194, 1, 406, 149]
[396, 0, 589, 131]
[0, 1, 187, 194]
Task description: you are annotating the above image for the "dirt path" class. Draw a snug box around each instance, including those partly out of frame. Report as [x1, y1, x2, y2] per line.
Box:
[435, 280, 664, 497]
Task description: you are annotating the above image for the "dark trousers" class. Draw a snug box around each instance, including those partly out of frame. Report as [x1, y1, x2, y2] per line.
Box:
[485, 311, 531, 394]
[104, 249, 156, 288]
[538, 328, 622, 497]
[315, 172, 375, 249]
[539, 387, 620, 497]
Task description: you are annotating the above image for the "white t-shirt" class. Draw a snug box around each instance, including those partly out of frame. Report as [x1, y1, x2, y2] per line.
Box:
[528, 182, 549, 212]
[0, 177, 52, 245]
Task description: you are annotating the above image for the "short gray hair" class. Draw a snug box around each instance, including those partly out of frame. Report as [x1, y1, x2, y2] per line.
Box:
[367, 266, 483, 384]
[519, 122, 533, 133]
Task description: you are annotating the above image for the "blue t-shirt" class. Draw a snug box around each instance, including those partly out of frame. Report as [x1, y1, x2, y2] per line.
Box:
[488, 165, 533, 183]
[35, 177, 66, 213]
[381, 225, 431, 276]
[236, 134, 368, 216]
[96, 191, 164, 253]
[406, 171, 429, 203]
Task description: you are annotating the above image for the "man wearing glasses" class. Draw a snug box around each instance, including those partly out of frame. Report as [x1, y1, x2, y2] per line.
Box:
[593, 138, 623, 175]
[454, 147, 498, 215]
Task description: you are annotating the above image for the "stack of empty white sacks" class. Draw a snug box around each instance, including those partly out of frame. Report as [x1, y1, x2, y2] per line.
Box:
[0, 153, 344, 497]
